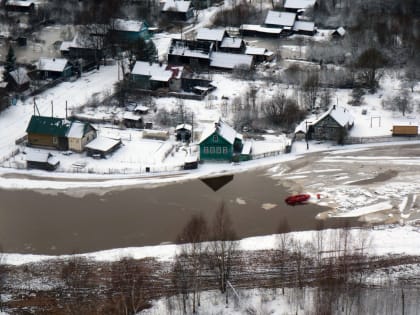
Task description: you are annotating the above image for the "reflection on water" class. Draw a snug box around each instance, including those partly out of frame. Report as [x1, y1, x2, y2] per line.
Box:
[0, 169, 357, 255]
[201, 174, 234, 191]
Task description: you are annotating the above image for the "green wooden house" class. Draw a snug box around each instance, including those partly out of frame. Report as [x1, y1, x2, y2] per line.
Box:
[26, 115, 71, 150]
[199, 120, 244, 161]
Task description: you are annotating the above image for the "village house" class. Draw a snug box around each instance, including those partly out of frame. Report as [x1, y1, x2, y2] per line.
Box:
[168, 39, 213, 70]
[37, 58, 72, 80]
[25, 151, 60, 171]
[130, 61, 179, 91]
[5, 0, 35, 13]
[8, 68, 30, 92]
[199, 119, 244, 161]
[60, 32, 104, 64]
[109, 19, 151, 43]
[26, 115, 71, 150]
[309, 105, 354, 142]
[161, 0, 194, 21]
[196, 28, 227, 49]
[264, 10, 297, 36]
[66, 121, 97, 153]
[219, 37, 246, 54]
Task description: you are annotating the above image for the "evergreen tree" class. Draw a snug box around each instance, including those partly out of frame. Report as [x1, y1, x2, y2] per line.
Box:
[3, 46, 16, 81]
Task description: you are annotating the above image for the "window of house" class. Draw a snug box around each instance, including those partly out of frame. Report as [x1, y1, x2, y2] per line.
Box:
[213, 135, 218, 142]
[52, 137, 58, 144]
[216, 147, 221, 154]
[210, 147, 215, 154]
[204, 147, 209, 154]
[223, 147, 228, 154]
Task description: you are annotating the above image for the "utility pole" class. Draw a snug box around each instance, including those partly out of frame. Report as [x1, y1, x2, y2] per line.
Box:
[51, 100, 54, 117]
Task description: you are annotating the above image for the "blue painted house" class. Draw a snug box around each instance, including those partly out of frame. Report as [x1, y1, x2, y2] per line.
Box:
[37, 58, 72, 80]
[110, 19, 151, 43]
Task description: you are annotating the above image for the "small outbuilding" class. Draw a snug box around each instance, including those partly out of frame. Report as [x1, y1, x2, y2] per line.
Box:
[85, 136, 122, 158]
[110, 19, 151, 43]
[264, 11, 296, 35]
[332, 27, 346, 38]
[26, 151, 60, 171]
[292, 21, 316, 36]
[196, 28, 227, 48]
[175, 123, 192, 142]
[123, 112, 144, 129]
[219, 37, 246, 53]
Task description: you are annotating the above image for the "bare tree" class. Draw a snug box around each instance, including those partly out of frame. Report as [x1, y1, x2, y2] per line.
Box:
[176, 214, 209, 313]
[210, 203, 237, 295]
[275, 218, 292, 295]
[109, 258, 151, 315]
[355, 48, 388, 93]
[302, 71, 320, 111]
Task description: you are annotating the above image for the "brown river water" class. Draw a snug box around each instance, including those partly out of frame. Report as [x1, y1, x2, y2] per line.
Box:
[0, 169, 355, 255]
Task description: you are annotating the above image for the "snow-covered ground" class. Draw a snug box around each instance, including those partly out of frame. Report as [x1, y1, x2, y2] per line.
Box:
[2, 225, 420, 266]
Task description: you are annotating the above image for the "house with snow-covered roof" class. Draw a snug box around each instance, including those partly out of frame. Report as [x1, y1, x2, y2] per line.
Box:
[199, 119, 244, 161]
[168, 39, 214, 69]
[284, 0, 317, 12]
[130, 61, 185, 91]
[219, 37, 246, 53]
[264, 11, 296, 35]
[66, 121, 97, 153]
[196, 28, 227, 48]
[292, 20, 316, 36]
[161, 0, 194, 21]
[309, 105, 354, 141]
[5, 0, 35, 13]
[37, 58, 72, 80]
[109, 18, 150, 42]
[210, 52, 254, 70]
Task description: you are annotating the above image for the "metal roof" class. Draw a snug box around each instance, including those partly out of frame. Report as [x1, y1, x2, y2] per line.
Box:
[26, 116, 71, 137]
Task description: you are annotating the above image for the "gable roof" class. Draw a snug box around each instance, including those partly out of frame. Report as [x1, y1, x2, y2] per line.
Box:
[313, 106, 354, 128]
[9, 68, 30, 85]
[196, 28, 226, 42]
[131, 61, 173, 82]
[38, 58, 70, 72]
[265, 11, 296, 27]
[66, 121, 94, 138]
[220, 37, 244, 49]
[162, 0, 192, 13]
[284, 0, 316, 10]
[26, 116, 71, 137]
[210, 52, 253, 70]
[199, 119, 241, 144]
[111, 19, 145, 32]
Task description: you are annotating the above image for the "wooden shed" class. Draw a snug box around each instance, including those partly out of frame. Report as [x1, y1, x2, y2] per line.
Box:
[26, 151, 60, 171]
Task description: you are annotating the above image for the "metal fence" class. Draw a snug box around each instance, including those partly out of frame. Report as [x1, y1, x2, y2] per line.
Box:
[344, 135, 420, 145]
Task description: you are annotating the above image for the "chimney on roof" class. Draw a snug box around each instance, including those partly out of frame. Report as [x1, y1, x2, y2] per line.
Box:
[333, 104, 336, 110]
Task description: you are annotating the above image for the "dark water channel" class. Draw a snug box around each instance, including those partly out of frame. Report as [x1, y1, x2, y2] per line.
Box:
[0, 169, 356, 255]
